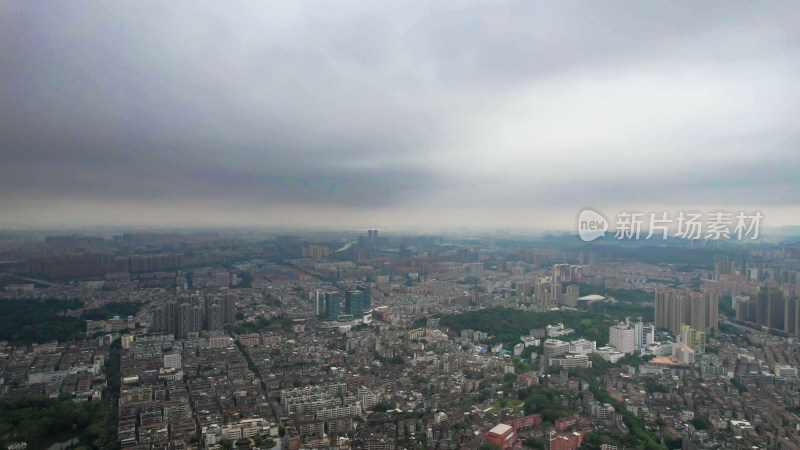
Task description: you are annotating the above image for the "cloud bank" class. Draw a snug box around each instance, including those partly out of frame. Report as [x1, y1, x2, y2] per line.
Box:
[1, 1, 798, 229]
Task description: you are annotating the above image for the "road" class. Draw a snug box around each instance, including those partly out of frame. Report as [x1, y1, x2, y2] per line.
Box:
[1, 272, 62, 286]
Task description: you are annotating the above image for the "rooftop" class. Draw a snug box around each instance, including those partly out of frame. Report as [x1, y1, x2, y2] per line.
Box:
[488, 423, 512, 435]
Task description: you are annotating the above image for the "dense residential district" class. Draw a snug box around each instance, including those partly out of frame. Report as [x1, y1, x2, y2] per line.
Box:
[2, 230, 800, 450]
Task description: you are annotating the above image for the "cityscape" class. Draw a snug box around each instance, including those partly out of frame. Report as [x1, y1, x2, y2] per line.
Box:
[2, 231, 800, 450]
[2, 2, 800, 450]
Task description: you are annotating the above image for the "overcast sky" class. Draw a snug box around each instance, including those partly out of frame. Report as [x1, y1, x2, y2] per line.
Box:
[1, 1, 799, 230]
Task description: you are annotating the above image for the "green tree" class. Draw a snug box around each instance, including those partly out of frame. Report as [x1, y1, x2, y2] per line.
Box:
[691, 417, 710, 430]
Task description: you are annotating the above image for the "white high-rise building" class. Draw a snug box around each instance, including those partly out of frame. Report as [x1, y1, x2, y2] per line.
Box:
[164, 353, 182, 369]
[633, 322, 643, 349]
[609, 324, 635, 355]
[642, 324, 655, 347]
[631, 322, 655, 350]
[315, 289, 327, 316]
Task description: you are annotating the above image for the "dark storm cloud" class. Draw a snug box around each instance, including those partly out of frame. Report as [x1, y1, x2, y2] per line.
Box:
[1, 1, 799, 226]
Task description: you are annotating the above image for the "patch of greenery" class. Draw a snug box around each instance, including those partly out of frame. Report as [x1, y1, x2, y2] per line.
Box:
[582, 244, 723, 269]
[569, 283, 654, 305]
[645, 378, 668, 393]
[372, 401, 396, 412]
[718, 323, 741, 336]
[570, 369, 666, 449]
[81, 302, 140, 321]
[0, 298, 84, 344]
[581, 431, 628, 449]
[438, 307, 615, 347]
[516, 385, 570, 423]
[719, 295, 735, 318]
[523, 437, 546, 449]
[0, 393, 114, 449]
[586, 301, 654, 322]
[691, 417, 710, 430]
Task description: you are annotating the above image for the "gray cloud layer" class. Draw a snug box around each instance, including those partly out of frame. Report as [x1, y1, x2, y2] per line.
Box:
[1, 1, 799, 228]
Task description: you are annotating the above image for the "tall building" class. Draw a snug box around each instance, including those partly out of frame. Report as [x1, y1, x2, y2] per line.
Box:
[205, 300, 224, 331]
[359, 229, 380, 253]
[345, 286, 371, 316]
[552, 264, 583, 285]
[633, 321, 643, 349]
[655, 289, 718, 334]
[786, 296, 800, 336]
[534, 281, 551, 306]
[609, 324, 635, 355]
[151, 301, 177, 335]
[688, 291, 718, 333]
[736, 289, 800, 336]
[655, 290, 684, 335]
[325, 292, 342, 320]
[151, 302, 167, 334]
[176, 303, 203, 339]
[680, 324, 706, 353]
[552, 264, 572, 284]
[315, 290, 327, 317]
[222, 295, 236, 324]
[642, 324, 654, 347]
[705, 291, 719, 331]
[369, 229, 378, 250]
[150, 293, 235, 339]
[715, 259, 734, 276]
[559, 284, 580, 307]
[276, 236, 302, 257]
[516, 281, 533, 297]
[303, 244, 330, 258]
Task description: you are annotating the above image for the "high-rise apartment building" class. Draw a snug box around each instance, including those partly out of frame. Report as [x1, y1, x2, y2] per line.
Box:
[552, 264, 583, 284]
[205, 301, 224, 331]
[655, 289, 718, 334]
[176, 303, 203, 339]
[151, 293, 235, 339]
[655, 290, 684, 334]
[736, 289, 800, 336]
[516, 281, 533, 297]
[303, 244, 330, 258]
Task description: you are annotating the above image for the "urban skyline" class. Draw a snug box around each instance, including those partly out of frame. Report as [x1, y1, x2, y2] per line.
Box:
[3, 1, 800, 449]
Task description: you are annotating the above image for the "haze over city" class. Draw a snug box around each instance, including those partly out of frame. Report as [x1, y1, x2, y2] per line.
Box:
[7, 3, 800, 450]
[2, 1, 799, 229]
